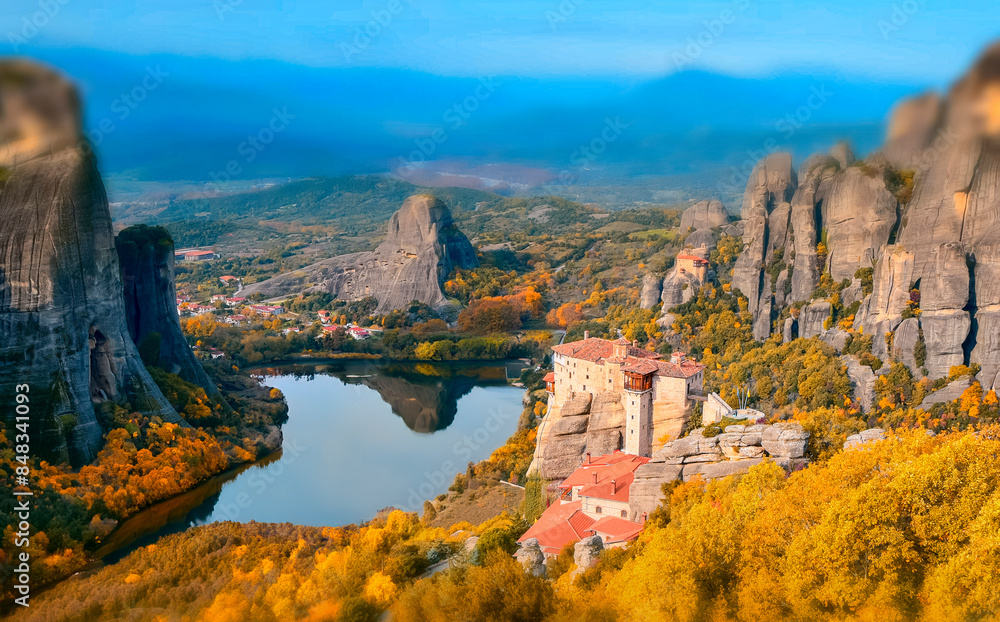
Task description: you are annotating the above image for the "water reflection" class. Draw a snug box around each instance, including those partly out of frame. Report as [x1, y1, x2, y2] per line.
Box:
[254, 360, 520, 433]
[96, 360, 527, 563]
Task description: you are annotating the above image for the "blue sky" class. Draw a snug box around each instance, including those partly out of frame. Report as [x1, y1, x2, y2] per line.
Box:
[2, 0, 998, 82]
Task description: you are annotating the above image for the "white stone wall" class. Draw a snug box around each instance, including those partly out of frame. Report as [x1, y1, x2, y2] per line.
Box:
[580, 495, 631, 520]
[553, 357, 617, 406]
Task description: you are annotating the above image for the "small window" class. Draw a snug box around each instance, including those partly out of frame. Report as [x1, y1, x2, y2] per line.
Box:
[586, 374, 589, 379]
[621, 510, 628, 518]
[595, 506, 602, 514]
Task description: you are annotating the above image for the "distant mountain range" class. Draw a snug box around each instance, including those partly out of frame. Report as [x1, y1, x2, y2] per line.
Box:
[24, 48, 927, 206]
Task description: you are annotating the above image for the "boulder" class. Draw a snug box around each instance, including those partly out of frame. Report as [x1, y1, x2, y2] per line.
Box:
[761, 423, 808, 458]
[515, 539, 546, 577]
[844, 428, 886, 450]
[573, 535, 604, 571]
[918, 377, 973, 409]
[682, 458, 764, 481]
[629, 463, 683, 517]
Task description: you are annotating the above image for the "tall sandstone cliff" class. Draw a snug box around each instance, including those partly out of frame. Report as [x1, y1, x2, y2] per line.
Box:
[241, 194, 478, 312]
[116, 225, 230, 410]
[720, 43, 1000, 390]
[0, 61, 183, 465]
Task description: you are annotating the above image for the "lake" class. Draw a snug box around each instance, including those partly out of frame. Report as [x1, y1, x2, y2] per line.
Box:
[99, 360, 527, 562]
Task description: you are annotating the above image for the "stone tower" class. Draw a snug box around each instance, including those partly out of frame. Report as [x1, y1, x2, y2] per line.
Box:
[622, 355, 655, 456]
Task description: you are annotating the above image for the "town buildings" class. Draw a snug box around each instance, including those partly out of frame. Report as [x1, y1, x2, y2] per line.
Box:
[517, 451, 649, 556]
[549, 334, 705, 457]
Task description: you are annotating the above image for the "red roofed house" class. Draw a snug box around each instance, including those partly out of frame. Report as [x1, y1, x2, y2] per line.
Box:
[518, 451, 650, 556]
[675, 252, 709, 281]
[549, 334, 704, 456]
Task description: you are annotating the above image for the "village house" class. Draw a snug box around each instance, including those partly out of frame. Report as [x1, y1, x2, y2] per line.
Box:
[219, 275, 239, 286]
[675, 252, 709, 281]
[226, 297, 247, 307]
[174, 248, 218, 262]
[347, 326, 371, 340]
[249, 304, 284, 317]
[549, 334, 705, 457]
[517, 451, 649, 556]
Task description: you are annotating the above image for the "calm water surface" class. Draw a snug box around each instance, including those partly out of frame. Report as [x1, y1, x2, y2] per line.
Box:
[100, 360, 526, 561]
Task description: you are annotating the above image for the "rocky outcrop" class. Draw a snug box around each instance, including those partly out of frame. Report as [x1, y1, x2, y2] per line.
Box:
[659, 247, 710, 310]
[242, 194, 478, 313]
[799, 301, 832, 338]
[732, 153, 798, 340]
[117, 225, 229, 409]
[919, 242, 971, 379]
[680, 199, 729, 248]
[818, 167, 898, 282]
[788, 156, 839, 302]
[681, 199, 729, 232]
[629, 423, 809, 517]
[881, 93, 942, 170]
[844, 428, 886, 450]
[891, 44, 1000, 389]
[918, 377, 973, 409]
[0, 61, 181, 465]
[515, 538, 547, 577]
[639, 273, 662, 309]
[572, 535, 604, 573]
[842, 355, 876, 412]
[533, 392, 624, 480]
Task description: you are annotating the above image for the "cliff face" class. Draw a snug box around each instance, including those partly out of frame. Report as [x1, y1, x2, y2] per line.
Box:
[0, 62, 182, 465]
[117, 225, 230, 409]
[719, 43, 1000, 390]
[242, 194, 478, 313]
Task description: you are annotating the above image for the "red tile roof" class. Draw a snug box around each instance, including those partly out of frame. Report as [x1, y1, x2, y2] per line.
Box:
[653, 358, 704, 379]
[622, 359, 659, 374]
[551, 337, 705, 379]
[591, 517, 645, 543]
[677, 253, 708, 263]
[559, 452, 648, 491]
[543, 372, 555, 382]
[578, 471, 637, 503]
[552, 337, 660, 364]
[517, 501, 596, 555]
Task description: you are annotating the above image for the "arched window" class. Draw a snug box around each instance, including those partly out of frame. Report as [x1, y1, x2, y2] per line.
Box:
[595, 506, 602, 514]
[621, 510, 628, 518]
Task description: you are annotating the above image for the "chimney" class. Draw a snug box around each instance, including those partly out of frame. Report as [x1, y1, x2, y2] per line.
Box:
[593, 472, 598, 484]
[612, 478, 617, 493]
[585, 451, 591, 464]
[671, 351, 684, 365]
[632, 339, 638, 348]
[584, 330, 590, 340]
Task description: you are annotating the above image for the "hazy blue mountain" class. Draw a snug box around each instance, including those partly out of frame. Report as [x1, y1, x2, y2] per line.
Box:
[27, 48, 925, 203]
